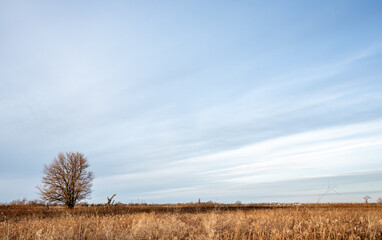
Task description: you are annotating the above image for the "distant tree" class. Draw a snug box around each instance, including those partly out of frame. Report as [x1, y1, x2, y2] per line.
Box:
[377, 197, 382, 203]
[38, 152, 94, 208]
[363, 195, 371, 204]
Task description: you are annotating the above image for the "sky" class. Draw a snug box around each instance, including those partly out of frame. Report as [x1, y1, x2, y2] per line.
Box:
[1, 1, 382, 204]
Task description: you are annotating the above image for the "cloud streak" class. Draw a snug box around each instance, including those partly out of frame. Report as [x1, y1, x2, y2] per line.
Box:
[94, 118, 382, 202]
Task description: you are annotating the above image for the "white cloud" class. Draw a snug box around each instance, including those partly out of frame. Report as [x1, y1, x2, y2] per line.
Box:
[93, 118, 382, 202]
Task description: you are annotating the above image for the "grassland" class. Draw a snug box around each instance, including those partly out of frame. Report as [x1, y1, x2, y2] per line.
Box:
[1, 202, 381, 239]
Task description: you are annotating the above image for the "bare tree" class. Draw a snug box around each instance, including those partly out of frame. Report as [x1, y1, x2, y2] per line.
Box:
[38, 152, 94, 208]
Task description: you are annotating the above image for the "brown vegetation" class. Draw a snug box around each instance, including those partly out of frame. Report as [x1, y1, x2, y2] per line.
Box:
[1, 203, 381, 239]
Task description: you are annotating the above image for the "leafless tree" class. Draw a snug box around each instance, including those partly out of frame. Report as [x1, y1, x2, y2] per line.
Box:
[38, 152, 94, 208]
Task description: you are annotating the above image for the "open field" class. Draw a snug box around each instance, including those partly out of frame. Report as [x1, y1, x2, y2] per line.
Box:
[1, 203, 382, 239]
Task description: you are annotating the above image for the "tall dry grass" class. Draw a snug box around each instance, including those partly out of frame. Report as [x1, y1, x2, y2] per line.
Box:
[1, 203, 381, 239]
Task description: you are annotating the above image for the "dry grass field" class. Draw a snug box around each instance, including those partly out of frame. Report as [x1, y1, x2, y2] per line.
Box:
[1, 202, 381, 239]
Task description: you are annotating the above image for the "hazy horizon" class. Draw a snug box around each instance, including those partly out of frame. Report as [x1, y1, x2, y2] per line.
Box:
[1, 1, 382, 204]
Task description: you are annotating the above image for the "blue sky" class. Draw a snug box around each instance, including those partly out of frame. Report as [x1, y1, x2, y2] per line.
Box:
[1, 1, 382, 203]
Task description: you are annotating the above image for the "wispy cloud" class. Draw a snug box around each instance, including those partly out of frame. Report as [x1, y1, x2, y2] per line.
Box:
[93, 118, 382, 202]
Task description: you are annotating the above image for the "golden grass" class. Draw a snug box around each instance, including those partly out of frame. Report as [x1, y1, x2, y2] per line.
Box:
[1, 203, 381, 239]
